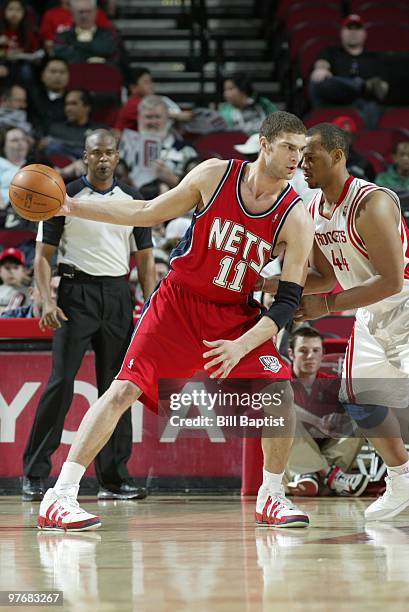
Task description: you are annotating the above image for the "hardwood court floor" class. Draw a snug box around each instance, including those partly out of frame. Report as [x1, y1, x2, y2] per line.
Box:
[1, 496, 409, 611]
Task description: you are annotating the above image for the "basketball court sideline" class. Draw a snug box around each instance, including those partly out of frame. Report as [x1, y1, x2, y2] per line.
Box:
[1, 496, 409, 611]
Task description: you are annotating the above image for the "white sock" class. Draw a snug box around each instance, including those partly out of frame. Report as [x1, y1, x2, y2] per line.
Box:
[54, 461, 85, 495]
[387, 459, 409, 477]
[262, 468, 284, 493]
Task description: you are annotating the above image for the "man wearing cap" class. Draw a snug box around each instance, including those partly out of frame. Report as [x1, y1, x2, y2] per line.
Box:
[309, 14, 389, 127]
[0, 248, 30, 313]
[332, 116, 374, 181]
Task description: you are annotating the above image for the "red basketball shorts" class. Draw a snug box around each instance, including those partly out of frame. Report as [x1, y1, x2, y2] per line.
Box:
[116, 277, 290, 410]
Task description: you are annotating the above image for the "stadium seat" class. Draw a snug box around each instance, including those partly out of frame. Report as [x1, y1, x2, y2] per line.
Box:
[278, 0, 340, 22]
[68, 63, 122, 95]
[48, 154, 74, 168]
[366, 24, 409, 52]
[312, 315, 355, 338]
[304, 107, 365, 131]
[350, 0, 409, 12]
[290, 22, 340, 61]
[297, 36, 336, 80]
[378, 108, 409, 130]
[363, 150, 386, 175]
[319, 351, 345, 375]
[359, 7, 409, 24]
[0, 229, 37, 249]
[194, 131, 247, 160]
[285, 3, 341, 32]
[353, 129, 409, 158]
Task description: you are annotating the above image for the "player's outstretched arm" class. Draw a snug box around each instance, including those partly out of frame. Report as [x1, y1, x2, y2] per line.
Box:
[203, 205, 314, 378]
[296, 191, 404, 321]
[61, 159, 224, 227]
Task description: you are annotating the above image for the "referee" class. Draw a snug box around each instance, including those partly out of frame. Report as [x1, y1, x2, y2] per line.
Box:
[22, 129, 155, 501]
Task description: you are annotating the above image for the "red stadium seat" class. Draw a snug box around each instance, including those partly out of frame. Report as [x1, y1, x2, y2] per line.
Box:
[354, 129, 409, 157]
[278, 0, 339, 21]
[0, 229, 37, 249]
[48, 154, 74, 168]
[194, 131, 247, 160]
[363, 150, 386, 175]
[350, 0, 409, 12]
[366, 23, 409, 52]
[290, 22, 340, 61]
[378, 108, 409, 130]
[297, 36, 336, 80]
[286, 2, 341, 32]
[304, 107, 365, 131]
[68, 63, 122, 95]
[359, 7, 409, 24]
[312, 315, 355, 338]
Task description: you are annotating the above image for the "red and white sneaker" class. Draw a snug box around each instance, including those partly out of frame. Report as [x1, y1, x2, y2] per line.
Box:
[255, 486, 309, 528]
[37, 488, 101, 531]
[287, 473, 320, 497]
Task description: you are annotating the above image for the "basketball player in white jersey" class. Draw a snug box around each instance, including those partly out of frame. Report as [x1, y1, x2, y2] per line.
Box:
[295, 123, 409, 520]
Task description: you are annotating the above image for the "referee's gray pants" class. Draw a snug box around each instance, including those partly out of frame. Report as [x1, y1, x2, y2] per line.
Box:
[23, 274, 136, 489]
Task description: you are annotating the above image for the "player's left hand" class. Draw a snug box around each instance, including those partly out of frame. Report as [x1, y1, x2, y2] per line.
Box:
[203, 339, 245, 379]
[294, 295, 328, 322]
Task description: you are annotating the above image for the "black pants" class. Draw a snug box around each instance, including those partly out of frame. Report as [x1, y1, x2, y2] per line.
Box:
[23, 275, 135, 489]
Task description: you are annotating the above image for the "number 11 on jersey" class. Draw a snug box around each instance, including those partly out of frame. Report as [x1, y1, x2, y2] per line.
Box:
[213, 256, 247, 292]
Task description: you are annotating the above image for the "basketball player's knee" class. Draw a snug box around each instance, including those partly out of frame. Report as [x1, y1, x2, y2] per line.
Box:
[343, 403, 388, 428]
[263, 381, 294, 416]
[109, 380, 142, 414]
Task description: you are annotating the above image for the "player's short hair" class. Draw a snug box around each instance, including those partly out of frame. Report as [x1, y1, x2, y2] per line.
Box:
[289, 326, 323, 350]
[307, 122, 350, 159]
[260, 111, 306, 142]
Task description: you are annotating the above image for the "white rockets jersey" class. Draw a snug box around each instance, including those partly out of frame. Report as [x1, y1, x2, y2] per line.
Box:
[308, 176, 409, 314]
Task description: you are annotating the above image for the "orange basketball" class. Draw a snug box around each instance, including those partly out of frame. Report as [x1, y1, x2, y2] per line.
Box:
[9, 164, 66, 222]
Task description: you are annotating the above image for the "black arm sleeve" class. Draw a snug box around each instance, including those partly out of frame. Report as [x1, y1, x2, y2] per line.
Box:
[39, 216, 65, 246]
[132, 226, 153, 250]
[263, 280, 304, 331]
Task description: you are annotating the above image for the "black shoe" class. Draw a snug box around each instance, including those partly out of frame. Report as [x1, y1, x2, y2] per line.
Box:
[22, 477, 46, 501]
[97, 482, 148, 500]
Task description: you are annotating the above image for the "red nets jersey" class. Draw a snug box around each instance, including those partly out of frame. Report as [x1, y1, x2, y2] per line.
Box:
[169, 159, 302, 303]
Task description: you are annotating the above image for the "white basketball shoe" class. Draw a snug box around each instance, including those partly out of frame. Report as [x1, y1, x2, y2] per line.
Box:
[37, 488, 101, 531]
[365, 473, 409, 521]
[255, 486, 309, 528]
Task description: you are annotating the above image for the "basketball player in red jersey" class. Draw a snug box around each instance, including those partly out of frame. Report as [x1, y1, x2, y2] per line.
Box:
[295, 123, 409, 521]
[37, 112, 314, 531]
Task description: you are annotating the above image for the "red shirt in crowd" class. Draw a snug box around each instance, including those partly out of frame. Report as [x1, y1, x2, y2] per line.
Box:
[40, 5, 112, 41]
[114, 95, 141, 131]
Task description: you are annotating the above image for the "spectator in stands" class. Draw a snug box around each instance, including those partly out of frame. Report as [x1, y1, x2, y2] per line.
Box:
[163, 217, 191, 253]
[219, 72, 277, 135]
[40, 0, 112, 54]
[0, 83, 32, 133]
[0, 0, 43, 83]
[119, 95, 197, 198]
[29, 58, 70, 134]
[376, 141, 409, 192]
[22, 128, 154, 502]
[286, 328, 368, 497]
[115, 66, 191, 132]
[154, 253, 170, 283]
[0, 247, 30, 313]
[0, 125, 54, 227]
[331, 115, 374, 181]
[0, 125, 29, 217]
[309, 14, 389, 128]
[44, 89, 101, 159]
[1, 272, 60, 318]
[54, 0, 121, 65]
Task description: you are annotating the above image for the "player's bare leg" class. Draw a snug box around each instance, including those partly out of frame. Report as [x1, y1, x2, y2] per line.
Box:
[256, 382, 309, 528]
[38, 380, 142, 531]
